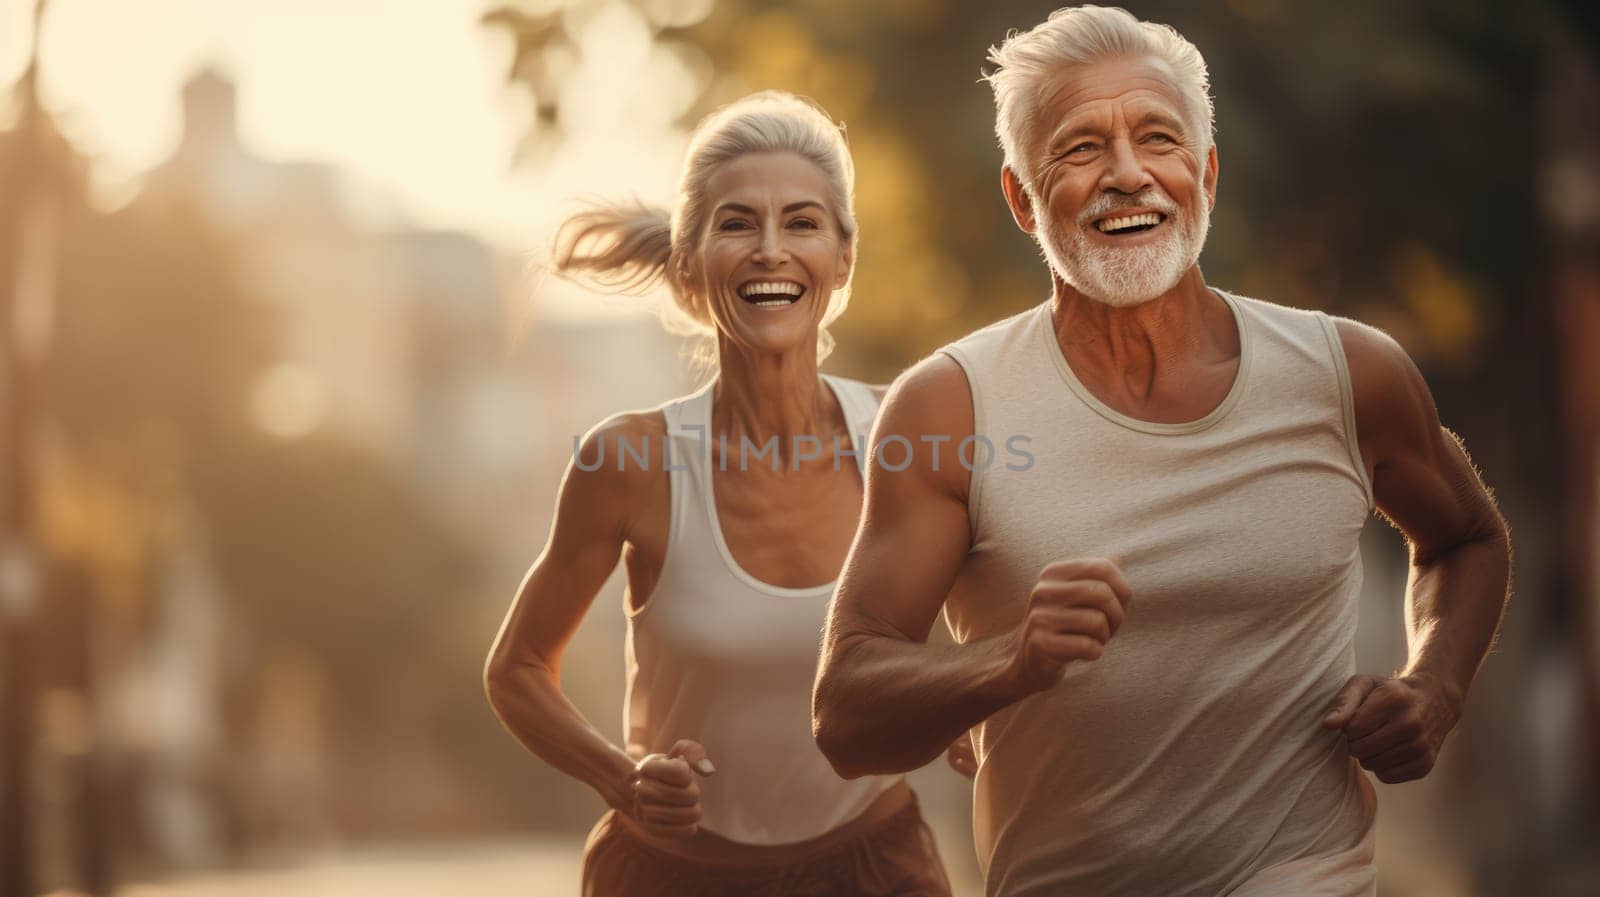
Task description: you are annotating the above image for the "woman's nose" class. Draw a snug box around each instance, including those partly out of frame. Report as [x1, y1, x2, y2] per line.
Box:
[752, 223, 788, 266]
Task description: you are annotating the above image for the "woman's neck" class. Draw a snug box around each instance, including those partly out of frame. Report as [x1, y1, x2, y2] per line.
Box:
[712, 340, 838, 467]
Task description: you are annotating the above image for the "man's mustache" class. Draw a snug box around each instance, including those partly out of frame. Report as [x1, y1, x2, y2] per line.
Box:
[1076, 189, 1181, 226]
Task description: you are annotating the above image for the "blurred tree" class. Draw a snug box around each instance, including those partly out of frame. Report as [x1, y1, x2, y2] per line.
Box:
[0, 4, 75, 889]
[489, 0, 1546, 375]
[55, 184, 508, 843]
[2, 86, 501, 888]
[482, 4, 577, 163]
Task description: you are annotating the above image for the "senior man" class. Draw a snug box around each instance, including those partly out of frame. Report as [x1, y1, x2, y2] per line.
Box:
[812, 6, 1511, 896]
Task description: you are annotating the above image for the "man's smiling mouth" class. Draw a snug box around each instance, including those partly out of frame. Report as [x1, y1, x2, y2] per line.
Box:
[1095, 212, 1165, 235]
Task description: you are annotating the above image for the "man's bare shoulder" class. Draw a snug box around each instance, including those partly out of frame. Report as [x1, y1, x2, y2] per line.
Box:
[880, 353, 974, 435]
[1330, 316, 1440, 465]
[1331, 315, 1408, 369]
[869, 354, 976, 499]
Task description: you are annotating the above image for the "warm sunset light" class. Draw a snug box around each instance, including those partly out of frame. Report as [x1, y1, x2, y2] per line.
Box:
[5, 0, 705, 276]
[1, 2, 1595, 896]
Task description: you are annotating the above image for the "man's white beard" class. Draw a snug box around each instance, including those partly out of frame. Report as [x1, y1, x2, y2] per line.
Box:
[1037, 183, 1211, 308]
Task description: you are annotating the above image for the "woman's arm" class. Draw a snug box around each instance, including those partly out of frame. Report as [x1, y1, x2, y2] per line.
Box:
[483, 412, 659, 813]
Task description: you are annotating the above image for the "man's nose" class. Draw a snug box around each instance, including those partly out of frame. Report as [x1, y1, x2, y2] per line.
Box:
[1099, 138, 1152, 195]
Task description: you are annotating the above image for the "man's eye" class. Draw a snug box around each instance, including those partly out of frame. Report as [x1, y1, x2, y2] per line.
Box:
[1068, 142, 1096, 154]
[1146, 133, 1174, 144]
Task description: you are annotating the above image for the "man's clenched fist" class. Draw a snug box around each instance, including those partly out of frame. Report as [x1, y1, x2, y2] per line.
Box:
[1323, 672, 1461, 784]
[1000, 557, 1132, 699]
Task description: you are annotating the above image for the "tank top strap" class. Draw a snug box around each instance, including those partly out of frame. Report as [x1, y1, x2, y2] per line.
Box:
[820, 374, 881, 471]
[661, 380, 714, 436]
[655, 382, 716, 563]
[661, 381, 715, 474]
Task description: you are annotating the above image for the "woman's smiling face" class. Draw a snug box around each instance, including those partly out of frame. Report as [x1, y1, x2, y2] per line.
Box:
[689, 150, 853, 357]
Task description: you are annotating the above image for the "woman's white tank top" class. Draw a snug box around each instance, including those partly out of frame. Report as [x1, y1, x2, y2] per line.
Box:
[622, 374, 900, 845]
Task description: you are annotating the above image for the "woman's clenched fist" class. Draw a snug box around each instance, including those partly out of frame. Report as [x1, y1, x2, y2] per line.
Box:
[627, 738, 716, 838]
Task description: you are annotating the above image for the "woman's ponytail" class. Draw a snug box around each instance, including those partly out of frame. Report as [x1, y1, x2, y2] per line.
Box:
[551, 200, 675, 294]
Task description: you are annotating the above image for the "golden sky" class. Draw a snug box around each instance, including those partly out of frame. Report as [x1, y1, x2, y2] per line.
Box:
[2, 0, 705, 271]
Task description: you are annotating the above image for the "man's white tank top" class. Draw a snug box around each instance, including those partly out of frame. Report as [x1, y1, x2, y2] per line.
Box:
[941, 291, 1378, 897]
[622, 374, 900, 845]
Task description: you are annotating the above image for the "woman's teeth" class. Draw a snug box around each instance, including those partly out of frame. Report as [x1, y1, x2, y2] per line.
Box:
[739, 281, 804, 306]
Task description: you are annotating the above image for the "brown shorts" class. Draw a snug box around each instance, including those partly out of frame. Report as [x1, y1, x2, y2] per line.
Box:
[580, 796, 953, 897]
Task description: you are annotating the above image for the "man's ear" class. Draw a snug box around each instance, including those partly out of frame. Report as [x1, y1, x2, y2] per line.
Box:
[1001, 165, 1037, 234]
[1202, 144, 1218, 209]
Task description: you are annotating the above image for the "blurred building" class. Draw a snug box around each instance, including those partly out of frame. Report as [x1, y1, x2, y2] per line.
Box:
[147, 66, 692, 555]
[147, 69, 417, 458]
[120, 67, 695, 850]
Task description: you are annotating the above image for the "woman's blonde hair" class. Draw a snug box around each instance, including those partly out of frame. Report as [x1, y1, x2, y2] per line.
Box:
[552, 91, 858, 365]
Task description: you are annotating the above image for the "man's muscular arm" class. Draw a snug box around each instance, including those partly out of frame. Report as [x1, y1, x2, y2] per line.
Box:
[812, 356, 1130, 779]
[1322, 319, 1512, 783]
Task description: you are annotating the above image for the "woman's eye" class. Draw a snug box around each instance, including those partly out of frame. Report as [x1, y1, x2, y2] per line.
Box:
[789, 218, 819, 229]
[719, 219, 752, 231]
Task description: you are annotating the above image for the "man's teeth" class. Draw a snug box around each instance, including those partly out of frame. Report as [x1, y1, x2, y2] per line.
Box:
[1097, 212, 1163, 233]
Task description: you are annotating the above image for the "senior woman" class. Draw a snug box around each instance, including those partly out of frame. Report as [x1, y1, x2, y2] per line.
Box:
[484, 91, 958, 896]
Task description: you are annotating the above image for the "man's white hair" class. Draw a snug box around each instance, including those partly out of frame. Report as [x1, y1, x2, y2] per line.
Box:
[985, 5, 1215, 185]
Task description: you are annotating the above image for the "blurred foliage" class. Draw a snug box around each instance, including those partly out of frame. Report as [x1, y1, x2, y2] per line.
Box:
[488, 0, 1567, 384]
[482, 4, 575, 161]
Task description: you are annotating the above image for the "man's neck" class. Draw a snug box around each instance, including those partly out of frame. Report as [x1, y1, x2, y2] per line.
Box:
[1049, 266, 1240, 418]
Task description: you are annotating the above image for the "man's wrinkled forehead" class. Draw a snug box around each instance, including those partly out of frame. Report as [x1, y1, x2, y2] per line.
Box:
[1033, 55, 1194, 143]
